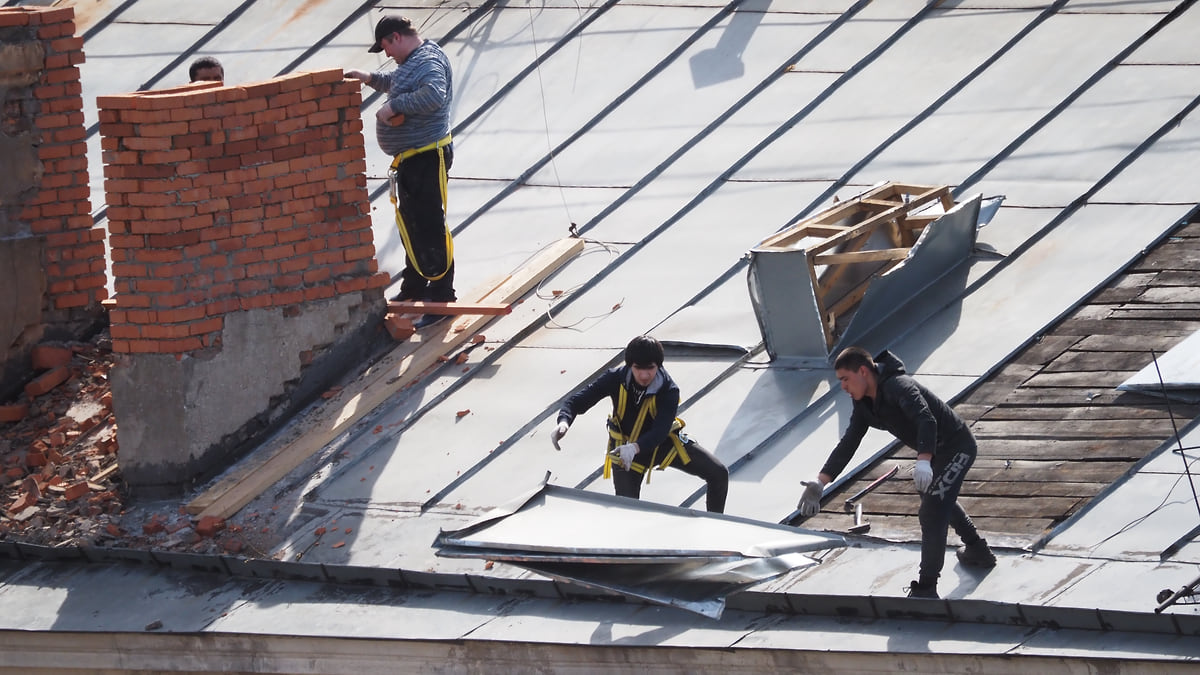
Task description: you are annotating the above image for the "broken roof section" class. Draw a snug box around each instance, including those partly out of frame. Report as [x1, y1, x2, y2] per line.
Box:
[747, 183, 983, 362]
[1119, 329, 1200, 403]
[435, 478, 845, 618]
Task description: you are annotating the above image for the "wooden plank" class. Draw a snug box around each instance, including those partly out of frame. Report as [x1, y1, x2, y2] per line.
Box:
[386, 301, 511, 316]
[1109, 307, 1200, 321]
[961, 480, 1114, 498]
[813, 247, 909, 266]
[986, 388, 1140, 406]
[1020, 370, 1138, 388]
[807, 205, 905, 255]
[1152, 270, 1200, 286]
[1055, 318, 1200, 337]
[1072, 334, 1184, 353]
[1009, 335, 1081, 367]
[965, 459, 1132, 483]
[186, 237, 586, 520]
[1040, 350, 1159, 373]
[976, 438, 1155, 461]
[854, 514, 1058, 537]
[973, 404, 1193, 422]
[852, 494, 1084, 519]
[970, 418, 1173, 439]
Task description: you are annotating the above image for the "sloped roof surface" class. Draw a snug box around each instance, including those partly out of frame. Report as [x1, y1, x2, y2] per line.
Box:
[4, 0, 1200, 667]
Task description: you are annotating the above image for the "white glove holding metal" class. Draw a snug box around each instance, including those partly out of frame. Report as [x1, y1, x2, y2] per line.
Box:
[797, 480, 824, 517]
[913, 459, 933, 493]
[616, 443, 639, 470]
[551, 421, 569, 450]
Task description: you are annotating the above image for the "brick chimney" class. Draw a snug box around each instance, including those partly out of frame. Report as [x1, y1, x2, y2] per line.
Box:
[97, 69, 390, 496]
[0, 6, 106, 398]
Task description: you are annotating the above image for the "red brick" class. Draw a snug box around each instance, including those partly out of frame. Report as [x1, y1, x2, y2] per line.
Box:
[63, 482, 89, 501]
[384, 314, 414, 341]
[25, 365, 70, 398]
[7, 491, 38, 516]
[195, 515, 225, 537]
[0, 402, 29, 424]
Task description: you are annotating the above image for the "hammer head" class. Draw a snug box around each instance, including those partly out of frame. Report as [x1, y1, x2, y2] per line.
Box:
[848, 522, 871, 534]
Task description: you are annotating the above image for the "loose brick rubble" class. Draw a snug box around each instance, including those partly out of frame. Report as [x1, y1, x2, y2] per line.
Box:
[0, 332, 279, 557]
[0, 335, 122, 543]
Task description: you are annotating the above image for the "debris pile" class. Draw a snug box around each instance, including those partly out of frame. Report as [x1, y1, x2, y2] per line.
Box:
[0, 337, 122, 545]
[0, 334, 279, 557]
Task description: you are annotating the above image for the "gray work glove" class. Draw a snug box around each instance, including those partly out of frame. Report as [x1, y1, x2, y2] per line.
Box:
[551, 421, 569, 450]
[615, 443, 638, 470]
[913, 459, 933, 493]
[797, 479, 824, 517]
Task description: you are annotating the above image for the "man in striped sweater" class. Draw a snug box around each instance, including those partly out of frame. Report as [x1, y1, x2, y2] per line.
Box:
[347, 15, 456, 329]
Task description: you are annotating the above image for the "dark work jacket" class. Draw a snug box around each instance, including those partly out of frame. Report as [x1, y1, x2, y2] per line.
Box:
[557, 365, 679, 453]
[821, 350, 969, 480]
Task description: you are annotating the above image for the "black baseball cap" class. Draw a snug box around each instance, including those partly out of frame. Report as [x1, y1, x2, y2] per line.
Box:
[368, 15, 412, 53]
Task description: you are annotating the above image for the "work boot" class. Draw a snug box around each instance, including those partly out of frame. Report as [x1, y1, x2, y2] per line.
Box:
[414, 314, 449, 330]
[906, 580, 938, 599]
[957, 539, 997, 568]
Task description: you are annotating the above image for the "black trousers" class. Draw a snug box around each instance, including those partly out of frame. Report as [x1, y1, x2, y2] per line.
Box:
[394, 143, 455, 302]
[612, 439, 729, 513]
[917, 431, 984, 585]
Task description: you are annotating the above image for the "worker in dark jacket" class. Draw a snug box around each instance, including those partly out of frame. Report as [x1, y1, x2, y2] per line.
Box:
[797, 346, 996, 598]
[552, 336, 729, 512]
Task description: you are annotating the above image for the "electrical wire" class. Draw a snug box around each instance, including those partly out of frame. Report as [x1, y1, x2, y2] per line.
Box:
[1153, 349, 1200, 521]
[534, 237, 626, 330]
[1087, 350, 1200, 550]
[525, 1, 582, 228]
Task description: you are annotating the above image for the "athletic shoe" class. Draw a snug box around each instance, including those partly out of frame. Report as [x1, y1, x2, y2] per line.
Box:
[906, 580, 938, 599]
[957, 539, 997, 568]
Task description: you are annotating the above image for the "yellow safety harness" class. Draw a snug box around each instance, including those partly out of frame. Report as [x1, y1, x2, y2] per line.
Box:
[604, 383, 690, 483]
[388, 133, 454, 281]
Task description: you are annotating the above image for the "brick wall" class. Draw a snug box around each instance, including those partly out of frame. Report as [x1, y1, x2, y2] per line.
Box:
[97, 68, 391, 496]
[97, 69, 389, 355]
[0, 6, 106, 396]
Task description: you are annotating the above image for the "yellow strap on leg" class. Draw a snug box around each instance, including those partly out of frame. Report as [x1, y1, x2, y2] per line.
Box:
[387, 134, 454, 281]
[643, 419, 691, 485]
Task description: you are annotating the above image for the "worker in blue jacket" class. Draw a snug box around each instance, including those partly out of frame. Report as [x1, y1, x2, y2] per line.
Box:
[797, 346, 996, 598]
[552, 336, 729, 513]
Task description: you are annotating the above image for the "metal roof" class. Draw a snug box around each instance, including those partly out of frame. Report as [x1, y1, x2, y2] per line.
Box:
[5, 0, 1200, 669]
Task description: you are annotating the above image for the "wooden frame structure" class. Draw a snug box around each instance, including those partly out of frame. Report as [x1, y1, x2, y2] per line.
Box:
[753, 182, 955, 351]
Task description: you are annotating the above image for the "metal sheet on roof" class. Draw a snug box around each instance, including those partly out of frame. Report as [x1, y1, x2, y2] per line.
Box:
[511, 553, 817, 619]
[436, 482, 845, 557]
[434, 481, 843, 617]
[976, 62, 1200, 207]
[0, 561, 245, 632]
[897, 204, 1195, 379]
[651, 275, 761, 353]
[455, 4, 728, 182]
[1119, 328, 1200, 401]
[519, 9, 848, 188]
[1038, 448, 1200, 563]
[857, 12, 1165, 191]
[833, 195, 982, 354]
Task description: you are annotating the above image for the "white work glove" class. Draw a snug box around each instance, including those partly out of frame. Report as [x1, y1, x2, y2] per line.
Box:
[616, 443, 638, 470]
[551, 421, 569, 451]
[797, 480, 824, 517]
[913, 459, 933, 493]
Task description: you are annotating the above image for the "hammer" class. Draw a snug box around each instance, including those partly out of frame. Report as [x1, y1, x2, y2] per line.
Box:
[843, 465, 899, 534]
